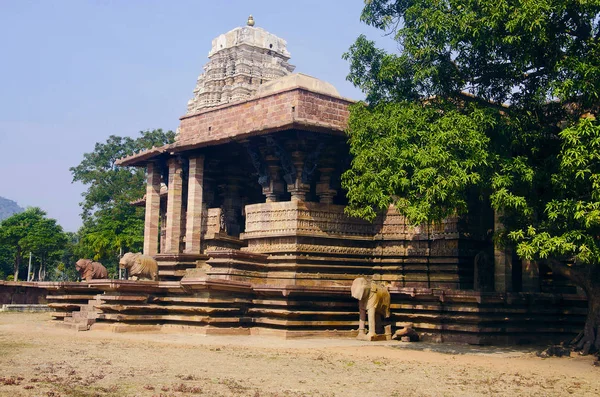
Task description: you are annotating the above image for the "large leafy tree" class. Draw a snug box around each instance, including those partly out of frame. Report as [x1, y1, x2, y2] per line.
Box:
[343, 0, 600, 355]
[70, 129, 175, 268]
[0, 207, 67, 281]
[0, 240, 14, 280]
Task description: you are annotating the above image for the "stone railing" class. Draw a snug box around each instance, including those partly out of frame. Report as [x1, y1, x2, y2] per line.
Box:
[241, 201, 374, 239]
[201, 207, 222, 238]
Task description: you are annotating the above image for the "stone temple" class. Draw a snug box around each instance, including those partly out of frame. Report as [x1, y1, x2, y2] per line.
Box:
[41, 18, 586, 342]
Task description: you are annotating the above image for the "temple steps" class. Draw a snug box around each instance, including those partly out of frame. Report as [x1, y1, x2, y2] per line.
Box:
[155, 253, 207, 281]
[39, 280, 587, 344]
[96, 314, 246, 324]
[96, 304, 244, 315]
[150, 296, 252, 304]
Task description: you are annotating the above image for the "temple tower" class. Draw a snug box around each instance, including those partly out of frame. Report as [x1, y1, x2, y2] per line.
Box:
[186, 16, 295, 114]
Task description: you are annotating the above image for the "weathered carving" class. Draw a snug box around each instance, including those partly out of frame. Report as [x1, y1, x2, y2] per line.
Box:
[243, 202, 375, 237]
[302, 141, 326, 184]
[219, 206, 228, 234]
[266, 136, 296, 185]
[351, 277, 391, 340]
[186, 25, 295, 113]
[75, 259, 108, 282]
[243, 140, 269, 188]
[119, 253, 158, 281]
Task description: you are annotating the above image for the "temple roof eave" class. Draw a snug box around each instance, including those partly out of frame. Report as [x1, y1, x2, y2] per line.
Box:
[115, 119, 348, 167]
[115, 145, 173, 167]
[116, 78, 356, 168]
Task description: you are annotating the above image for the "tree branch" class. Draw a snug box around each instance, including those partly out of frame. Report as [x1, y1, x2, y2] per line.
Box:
[545, 258, 590, 292]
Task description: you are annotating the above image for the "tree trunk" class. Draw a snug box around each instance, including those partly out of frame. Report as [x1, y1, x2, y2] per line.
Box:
[576, 287, 600, 355]
[13, 248, 21, 281]
[38, 255, 46, 281]
[548, 260, 600, 355]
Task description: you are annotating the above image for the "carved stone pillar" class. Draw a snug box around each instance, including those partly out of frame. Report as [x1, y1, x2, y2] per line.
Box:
[264, 155, 284, 202]
[494, 210, 513, 292]
[185, 155, 204, 254]
[222, 176, 243, 236]
[287, 151, 310, 201]
[521, 260, 540, 292]
[165, 158, 184, 254]
[143, 162, 161, 256]
[316, 167, 337, 204]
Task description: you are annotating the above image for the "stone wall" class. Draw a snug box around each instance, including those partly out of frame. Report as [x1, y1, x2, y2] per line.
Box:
[0, 282, 48, 305]
[237, 201, 481, 289]
[177, 88, 352, 149]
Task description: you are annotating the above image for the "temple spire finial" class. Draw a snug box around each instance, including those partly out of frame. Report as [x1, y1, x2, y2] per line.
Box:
[247, 15, 255, 26]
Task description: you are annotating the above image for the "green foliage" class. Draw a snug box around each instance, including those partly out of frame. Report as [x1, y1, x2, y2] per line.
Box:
[508, 116, 600, 266]
[354, 0, 600, 107]
[71, 129, 175, 264]
[343, 99, 494, 223]
[344, 0, 600, 264]
[0, 207, 67, 280]
[0, 241, 13, 280]
[53, 232, 85, 281]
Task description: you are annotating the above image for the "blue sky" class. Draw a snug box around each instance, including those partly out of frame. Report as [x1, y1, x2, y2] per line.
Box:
[0, 0, 397, 232]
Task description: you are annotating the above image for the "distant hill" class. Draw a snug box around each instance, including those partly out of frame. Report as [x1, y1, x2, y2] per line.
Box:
[0, 196, 24, 222]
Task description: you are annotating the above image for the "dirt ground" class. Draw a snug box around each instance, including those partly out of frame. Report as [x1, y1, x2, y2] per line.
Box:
[0, 312, 598, 397]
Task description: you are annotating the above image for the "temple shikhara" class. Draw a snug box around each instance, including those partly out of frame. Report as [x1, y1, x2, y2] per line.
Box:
[41, 17, 586, 342]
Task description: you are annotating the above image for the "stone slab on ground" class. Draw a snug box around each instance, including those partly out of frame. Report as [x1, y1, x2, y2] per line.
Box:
[0, 304, 50, 312]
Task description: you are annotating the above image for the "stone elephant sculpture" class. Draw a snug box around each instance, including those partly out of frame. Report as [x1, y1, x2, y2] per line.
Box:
[351, 277, 391, 340]
[75, 259, 108, 282]
[119, 252, 158, 281]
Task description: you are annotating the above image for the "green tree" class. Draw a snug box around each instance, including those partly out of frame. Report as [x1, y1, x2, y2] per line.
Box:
[0, 243, 13, 280]
[0, 207, 67, 280]
[70, 129, 175, 266]
[52, 232, 83, 281]
[343, 0, 600, 355]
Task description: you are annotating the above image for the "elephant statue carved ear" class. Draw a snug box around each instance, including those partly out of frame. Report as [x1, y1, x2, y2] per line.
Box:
[351, 277, 370, 300]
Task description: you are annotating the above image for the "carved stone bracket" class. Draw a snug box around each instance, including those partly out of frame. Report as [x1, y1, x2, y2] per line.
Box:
[157, 158, 170, 187]
[242, 140, 269, 188]
[176, 154, 190, 182]
[302, 141, 326, 184]
[266, 136, 296, 185]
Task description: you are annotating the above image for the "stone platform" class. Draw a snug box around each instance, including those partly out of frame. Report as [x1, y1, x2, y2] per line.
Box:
[30, 279, 585, 344]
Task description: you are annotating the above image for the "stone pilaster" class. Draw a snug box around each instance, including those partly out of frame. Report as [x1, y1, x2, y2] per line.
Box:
[143, 162, 161, 256]
[494, 210, 513, 292]
[316, 167, 337, 204]
[263, 155, 284, 202]
[223, 177, 243, 236]
[185, 155, 205, 254]
[287, 151, 310, 201]
[165, 158, 184, 254]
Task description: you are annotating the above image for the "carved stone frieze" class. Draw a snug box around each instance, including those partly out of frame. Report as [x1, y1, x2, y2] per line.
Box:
[242, 201, 375, 238]
[201, 208, 221, 238]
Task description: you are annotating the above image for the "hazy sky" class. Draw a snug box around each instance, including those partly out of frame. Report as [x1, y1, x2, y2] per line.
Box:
[0, 0, 397, 232]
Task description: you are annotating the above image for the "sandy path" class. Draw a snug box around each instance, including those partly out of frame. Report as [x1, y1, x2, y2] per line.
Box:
[0, 312, 598, 396]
